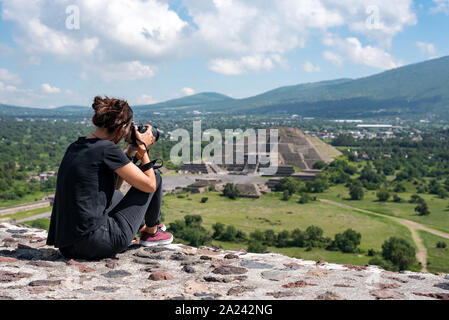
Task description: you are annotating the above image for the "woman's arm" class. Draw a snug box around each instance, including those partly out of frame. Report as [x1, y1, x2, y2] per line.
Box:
[115, 150, 156, 193]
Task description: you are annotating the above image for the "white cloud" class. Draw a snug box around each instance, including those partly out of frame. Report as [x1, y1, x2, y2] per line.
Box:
[302, 61, 321, 73]
[136, 94, 158, 105]
[416, 42, 437, 55]
[1, 0, 415, 78]
[41, 83, 61, 94]
[430, 0, 449, 14]
[181, 87, 196, 96]
[98, 61, 156, 82]
[0, 68, 22, 85]
[323, 36, 402, 70]
[208, 55, 275, 75]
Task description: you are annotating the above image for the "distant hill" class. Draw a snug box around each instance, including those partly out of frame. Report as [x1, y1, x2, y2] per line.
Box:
[2, 56, 449, 119]
[134, 92, 234, 111]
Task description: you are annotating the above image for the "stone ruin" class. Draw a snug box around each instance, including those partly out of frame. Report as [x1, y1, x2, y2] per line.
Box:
[1, 222, 448, 300]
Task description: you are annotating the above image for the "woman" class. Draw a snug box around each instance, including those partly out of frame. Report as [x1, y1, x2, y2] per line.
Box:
[46, 96, 173, 260]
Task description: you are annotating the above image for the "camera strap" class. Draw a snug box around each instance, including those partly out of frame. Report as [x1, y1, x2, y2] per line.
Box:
[139, 158, 163, 171]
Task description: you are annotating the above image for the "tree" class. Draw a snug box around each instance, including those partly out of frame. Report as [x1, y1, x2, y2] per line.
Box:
[281, 190, 291, 201]
[328, 229, 362, 253]
[212, 222, 225, 239]
[376, 188, 390, 202]
[276, 230, 290, 247]
[220, 225, 238, 242]
[415, 201, 430, 216]
[223, 183, 240, 199]
[381, 237, 416, 271]
[263, 229, 277, 246]
[247, 240, 267, 253]
[349, 183, 364, 200]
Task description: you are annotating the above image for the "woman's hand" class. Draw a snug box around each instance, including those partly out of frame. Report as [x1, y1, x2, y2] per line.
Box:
[135, 125, 156, 150]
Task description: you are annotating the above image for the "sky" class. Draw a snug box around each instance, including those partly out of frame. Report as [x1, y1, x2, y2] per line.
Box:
[0, 0, 448, 108]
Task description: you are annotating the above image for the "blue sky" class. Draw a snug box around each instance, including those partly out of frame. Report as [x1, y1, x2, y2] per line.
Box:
[0, 0, 448, 108]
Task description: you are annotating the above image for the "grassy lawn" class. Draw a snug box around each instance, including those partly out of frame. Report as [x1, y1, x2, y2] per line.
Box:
[0, 206, 52, 222]
[418, 230, 449, 274]
[320, 184, 449, 234]
[0, 192, 53, 208]
[162, 191, 415, 266]
[23, 218, 50, 230]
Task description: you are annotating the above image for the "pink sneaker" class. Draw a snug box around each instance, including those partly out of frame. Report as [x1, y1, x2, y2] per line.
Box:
[158, 224, 167, 232]
[139, 229, 173, 247]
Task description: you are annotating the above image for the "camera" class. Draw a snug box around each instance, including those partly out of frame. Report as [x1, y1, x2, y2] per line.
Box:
[128, 122, 160, 146]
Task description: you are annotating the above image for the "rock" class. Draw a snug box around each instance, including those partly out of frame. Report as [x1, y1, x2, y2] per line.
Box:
[103, 270, 132, 278]
[105, 262, 118, 269]
[282, 280, 317, 288]
[334, 284, 354, 288]
[316, 291, 344, 300]
[213, 265, 248, 275]
[408, 275, 426, 280]
[316, 260, 327, 266]
[224, 254, 239, 259]
[0, 271, 32, 283]
[134, 252, 164, 260]
[197, 249, 220, 256]
[6, 229, 28, 234]
[184, 280, 208, 294]
[200, 255, 212, 260]
[240, 260, 273, 269]
[133, 258, 160, 265]
[29, 287, 51, 294]
[306, 270, 330, 277]
[144, 247, 174, 253]
[0, 256, 18, 263]
[94, 286, 120, 293]
[383, 276, 408, 283]
[283, 262, 303, 270]
[434, 283, 449, 290]
[261, 271, 288, 281]
[412, 292, 449, 300]
[194, 292, 221, 300]
[204, 276, 229, 283]
[149, 271, 174, 281]
[378, 283, 401, 289]
[343, 264, 367, 271]
[370, 289, 405, 300]
[182, 266, 195, 273]
[66, 259, 95, 273]
[227, 286, 255, 296]
[27, 261, 53, 268]
[170, 253, 186, 261]
[28, 280, 62, 287]
[30, 237, 46, 243]
[265, 291, 296, 298]
[445, 275, 449, 280]
[0, 295, 14, 300]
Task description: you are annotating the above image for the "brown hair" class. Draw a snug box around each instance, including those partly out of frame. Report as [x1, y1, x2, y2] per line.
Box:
[91, 96, 133, 134]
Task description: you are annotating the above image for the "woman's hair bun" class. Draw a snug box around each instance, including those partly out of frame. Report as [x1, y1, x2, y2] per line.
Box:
[91, 96, 133, 133]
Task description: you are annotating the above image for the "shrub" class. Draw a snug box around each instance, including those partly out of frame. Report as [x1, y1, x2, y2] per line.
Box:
[275, 177, 304, 194]
[381, 237, 416, 271]
[368, 248, 376, 256]
[223, 183, 240, 200]
[291, 228, 306, 247]
[313, 160, 326, 170]
[393, 194, 402, 203]
[376, 188, 390, 202]
[282, 190, 291, 201]
[436, 241, 447, 249]
[409, 194, 424, 203]
[349, 184, 364, 200]
[220, 225, 238, 242]
[263, 229, 277, 246]
[200, 197, 208, 203]
[276, 230, 290, 248]
[247, 240, 267, 253]
[212, 222, 225, 239]
[328, 229, 362, 253]
[368, 257, 396, 271]
[249, 229, 265, 242]
[298, 192, 312, 204]
[415, 201, 431, 216]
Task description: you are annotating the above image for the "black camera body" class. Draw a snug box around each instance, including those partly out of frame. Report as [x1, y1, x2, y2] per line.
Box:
[129, 123, 160, 146]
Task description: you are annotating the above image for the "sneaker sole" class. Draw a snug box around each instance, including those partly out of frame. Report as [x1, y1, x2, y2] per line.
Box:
[139, 235, 173, 247]
[160, 225, 167, 231]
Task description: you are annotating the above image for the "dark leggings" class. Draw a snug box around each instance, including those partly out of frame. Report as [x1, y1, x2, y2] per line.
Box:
[60, 170, 163, 260]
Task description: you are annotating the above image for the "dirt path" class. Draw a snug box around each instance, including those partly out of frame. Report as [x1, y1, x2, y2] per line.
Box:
[319, 199, 449, 273]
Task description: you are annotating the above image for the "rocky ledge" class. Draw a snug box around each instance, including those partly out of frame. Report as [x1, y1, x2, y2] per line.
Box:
[0, 222, 448, 300]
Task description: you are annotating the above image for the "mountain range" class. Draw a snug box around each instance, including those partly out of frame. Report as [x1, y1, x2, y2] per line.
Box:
[2, 55, 449, 119]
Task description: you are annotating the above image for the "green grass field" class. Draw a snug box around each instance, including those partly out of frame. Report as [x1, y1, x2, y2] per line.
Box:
[320, 184, 449, 234]
[162, 191, 416, 266]
[418, 230, 449, 274]
[0, 192, 53, 208]
[0, 206, 52, 222]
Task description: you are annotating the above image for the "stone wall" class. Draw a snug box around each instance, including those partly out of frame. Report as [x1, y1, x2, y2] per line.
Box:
[1, 222, 448, 300]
